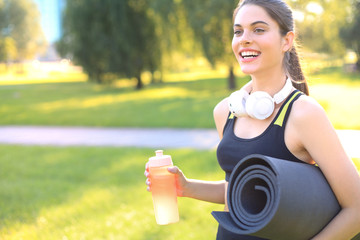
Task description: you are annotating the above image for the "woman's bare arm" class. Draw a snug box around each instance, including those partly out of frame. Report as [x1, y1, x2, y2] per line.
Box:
[291, 96, 360, 239]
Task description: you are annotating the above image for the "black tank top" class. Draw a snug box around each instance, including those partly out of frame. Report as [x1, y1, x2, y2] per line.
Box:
[217, 90, 303, 181]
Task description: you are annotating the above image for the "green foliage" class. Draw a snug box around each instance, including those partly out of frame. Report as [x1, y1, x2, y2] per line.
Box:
[340, 0, 360, 68]
[148, 0, 198, 76]
[58, 0, 159, 88]
[289, 0, 350, 55]
[182, 0, 236, 67]
[181, 0, 238, 89]
[57, 0, 359, 88]
[0, 0, 46, 61]
[0, 37, 17, 61]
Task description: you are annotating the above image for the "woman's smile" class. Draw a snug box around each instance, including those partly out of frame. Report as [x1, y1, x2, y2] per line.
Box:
[239, 48, 261, 63]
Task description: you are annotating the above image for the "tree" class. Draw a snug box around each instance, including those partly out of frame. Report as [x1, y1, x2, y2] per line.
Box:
[0, 0, 46, 62]
[182, 0, 238, 89]
[148, 0, 191, 83]
[0, 37, 17, 62]
[58, 0, 159, 89]
[341, 0, 360, 70]
[288, 0, 350, 56]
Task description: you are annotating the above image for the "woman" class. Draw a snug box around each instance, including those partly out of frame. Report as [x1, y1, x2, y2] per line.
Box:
[145, 0, 360, 239]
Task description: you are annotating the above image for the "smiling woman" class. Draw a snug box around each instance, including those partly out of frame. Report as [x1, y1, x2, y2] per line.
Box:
[144, 0, 360, 239]
[232, 0, 308, 95]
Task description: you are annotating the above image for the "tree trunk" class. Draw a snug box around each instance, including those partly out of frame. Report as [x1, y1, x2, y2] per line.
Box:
[151, 70, 156, 84]
[159, 70, 163, 83]
[228, 66, 236, 90]
[136, 74, 143, 89]
[96, 74, 102, 84]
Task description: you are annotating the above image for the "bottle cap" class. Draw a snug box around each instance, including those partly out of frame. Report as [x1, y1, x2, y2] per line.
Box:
[148, 150, 173, 167]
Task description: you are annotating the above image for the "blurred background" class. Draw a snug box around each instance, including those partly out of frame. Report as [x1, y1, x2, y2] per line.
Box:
[0, 0, 359, 239]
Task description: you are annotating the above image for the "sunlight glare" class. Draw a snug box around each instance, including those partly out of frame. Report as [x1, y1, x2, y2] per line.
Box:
[306, 2, 324, 15]
[293, 10, 305, 22]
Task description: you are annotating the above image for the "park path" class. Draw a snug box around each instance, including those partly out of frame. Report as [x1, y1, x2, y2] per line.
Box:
[0, 126, 219, 150]
[0, 126, 359, 158]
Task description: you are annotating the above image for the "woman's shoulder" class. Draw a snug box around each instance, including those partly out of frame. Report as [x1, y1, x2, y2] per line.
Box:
[214, 97, 229, 117]
[290, 93, 329, 127]
[213, 97, 230, 138]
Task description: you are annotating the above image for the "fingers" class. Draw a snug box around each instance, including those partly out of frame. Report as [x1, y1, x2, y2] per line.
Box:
[144, 169, 149, 178]
[144, 162, 149, 176]
[168, 166, 184, 179]
[167, 166, 179, 174]
[146, 178, 151, 192]
[145, 163, 183, 193]
[145, 162, 151, 192]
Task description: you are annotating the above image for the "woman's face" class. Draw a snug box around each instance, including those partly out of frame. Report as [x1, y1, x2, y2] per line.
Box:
[232, 4, 288, 76]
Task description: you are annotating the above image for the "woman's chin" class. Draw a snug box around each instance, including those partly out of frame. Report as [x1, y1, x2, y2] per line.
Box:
[239, 67, 256, 75]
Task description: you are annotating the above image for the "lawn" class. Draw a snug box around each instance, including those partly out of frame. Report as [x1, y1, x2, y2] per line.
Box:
[309, 67, 360, 130]
[1, 66, 360, 129]
[0, 76, 243, 128]
[0, 146, 224, 240]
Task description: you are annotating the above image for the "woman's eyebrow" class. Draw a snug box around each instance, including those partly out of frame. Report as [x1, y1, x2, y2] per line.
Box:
[234, 21, 269, 28]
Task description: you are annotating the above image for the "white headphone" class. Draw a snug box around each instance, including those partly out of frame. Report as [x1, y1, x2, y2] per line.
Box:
[228, 78, 293, 120]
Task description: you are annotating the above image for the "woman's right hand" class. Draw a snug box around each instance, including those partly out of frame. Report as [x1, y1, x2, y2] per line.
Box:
[144, 162, 152, 192]
[144, 162, 188, 197]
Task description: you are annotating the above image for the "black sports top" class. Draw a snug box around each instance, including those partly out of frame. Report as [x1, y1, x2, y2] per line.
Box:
[217, 90, 304, 181]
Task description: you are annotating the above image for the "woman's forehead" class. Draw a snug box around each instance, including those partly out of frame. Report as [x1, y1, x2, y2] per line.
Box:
[234, 4, 276, 27]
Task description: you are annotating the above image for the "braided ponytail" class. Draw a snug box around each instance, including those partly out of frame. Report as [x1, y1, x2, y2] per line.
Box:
[285, 46, 309, 95]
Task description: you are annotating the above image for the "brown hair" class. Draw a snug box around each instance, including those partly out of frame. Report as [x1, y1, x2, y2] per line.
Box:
[234, 0, 309, 95]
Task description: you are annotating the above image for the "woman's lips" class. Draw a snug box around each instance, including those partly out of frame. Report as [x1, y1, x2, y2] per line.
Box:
[238, 49, 261, 63]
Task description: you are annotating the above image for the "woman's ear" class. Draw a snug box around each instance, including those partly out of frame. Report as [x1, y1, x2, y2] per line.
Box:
[282, 31, 295, 52]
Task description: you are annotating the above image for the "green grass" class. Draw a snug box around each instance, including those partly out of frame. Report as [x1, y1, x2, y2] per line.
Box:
[1, 66, 359, 129]
[0, 145, 224, 240]
[0, 76, 247, 128]
[308, 67, 360, 129]
[0, 145, 358, 240]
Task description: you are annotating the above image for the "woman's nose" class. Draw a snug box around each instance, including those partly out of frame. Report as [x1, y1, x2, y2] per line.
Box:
[240, 31, 252, 45]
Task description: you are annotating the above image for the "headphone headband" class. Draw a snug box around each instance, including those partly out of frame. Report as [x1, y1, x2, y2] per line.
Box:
[273, 78, 293, 104]
[228, 78, 293, 120]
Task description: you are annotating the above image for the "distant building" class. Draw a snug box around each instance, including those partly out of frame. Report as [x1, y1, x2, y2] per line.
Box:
[34, 0, 66, 61]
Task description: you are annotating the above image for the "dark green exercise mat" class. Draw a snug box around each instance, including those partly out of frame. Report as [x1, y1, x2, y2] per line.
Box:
[212, 154, 360, 240]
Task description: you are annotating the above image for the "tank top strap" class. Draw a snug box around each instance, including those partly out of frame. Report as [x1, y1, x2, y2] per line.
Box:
[273, 90, 303, 127]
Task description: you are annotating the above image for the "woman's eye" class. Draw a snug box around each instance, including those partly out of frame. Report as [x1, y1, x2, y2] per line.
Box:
[254, 28, 265, 33]
[234, 30, 243, 35]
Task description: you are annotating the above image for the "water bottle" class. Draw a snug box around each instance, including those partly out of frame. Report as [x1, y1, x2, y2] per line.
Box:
[148, 150, 179, 225]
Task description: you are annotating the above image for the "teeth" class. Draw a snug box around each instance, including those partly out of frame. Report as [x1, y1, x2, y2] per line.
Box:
[241, 51, 259, 58]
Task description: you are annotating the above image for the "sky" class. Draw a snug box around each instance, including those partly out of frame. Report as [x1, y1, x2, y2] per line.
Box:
[33, 0, 64, 43]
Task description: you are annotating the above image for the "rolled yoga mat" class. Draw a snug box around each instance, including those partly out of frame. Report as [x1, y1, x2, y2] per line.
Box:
[212, 154, 360, 240]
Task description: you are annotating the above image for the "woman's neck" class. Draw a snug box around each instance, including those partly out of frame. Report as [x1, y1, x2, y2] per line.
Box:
[250, 69, 288, 97]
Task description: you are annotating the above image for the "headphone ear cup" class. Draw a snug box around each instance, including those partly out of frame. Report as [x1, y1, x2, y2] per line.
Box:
[245, 91, 275, 120]
[228, 89, 249, 117]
